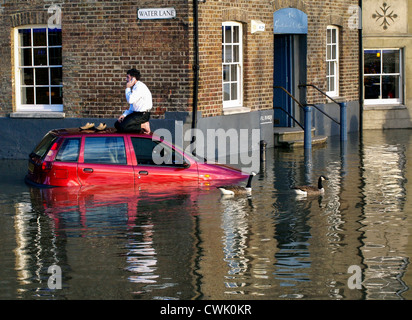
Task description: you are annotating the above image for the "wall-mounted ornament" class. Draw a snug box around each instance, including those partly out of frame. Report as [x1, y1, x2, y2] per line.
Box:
[372, 2, 398, 30]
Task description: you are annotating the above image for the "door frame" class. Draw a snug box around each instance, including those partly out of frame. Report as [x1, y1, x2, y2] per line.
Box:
[273, 8, 308, 128]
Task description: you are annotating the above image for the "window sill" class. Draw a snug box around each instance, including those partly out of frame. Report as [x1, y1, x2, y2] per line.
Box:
[222, 106, 251, 115]
[363, 104, 406, 111]
[10, 112, 66, 119]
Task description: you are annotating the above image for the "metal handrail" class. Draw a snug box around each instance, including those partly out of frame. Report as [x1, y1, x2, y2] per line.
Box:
[299, 83, 348, 143]
[298, 83, 341, 108]
[273, 86, 311, 149]
[273, 86, 306, 110]
[274, 106, 304, 130]
[274, 84, 347, 147]
[305, 103, 340, 125]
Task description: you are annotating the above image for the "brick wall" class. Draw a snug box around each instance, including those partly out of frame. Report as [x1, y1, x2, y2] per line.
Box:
[301, 0, 360, 104]
[0, 0, 191, 118]
[198, 0, 359, 117]
[197, 1, 275, 117]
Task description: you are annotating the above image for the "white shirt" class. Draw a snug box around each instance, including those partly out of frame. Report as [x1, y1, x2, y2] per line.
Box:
[123, 81, 153, 116]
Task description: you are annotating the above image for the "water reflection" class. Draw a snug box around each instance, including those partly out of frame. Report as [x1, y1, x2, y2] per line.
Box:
[360, 131, 410, 299]
[9, 183, 210, 299]
[220, 196, 253, 294]
[2, 130, 412, 299]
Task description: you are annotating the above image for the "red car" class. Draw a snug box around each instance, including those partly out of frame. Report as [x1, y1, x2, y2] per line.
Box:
[25, 128, 247, 188]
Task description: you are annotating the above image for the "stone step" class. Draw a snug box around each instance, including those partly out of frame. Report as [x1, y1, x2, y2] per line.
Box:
[277, 135, 328, 148]
[274, 127, 327, 148]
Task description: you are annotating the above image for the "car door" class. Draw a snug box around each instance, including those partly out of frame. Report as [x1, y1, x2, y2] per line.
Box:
[130, 136, 199, 189]
[49, 137, 81, 186]
[77, 136, 134, 186]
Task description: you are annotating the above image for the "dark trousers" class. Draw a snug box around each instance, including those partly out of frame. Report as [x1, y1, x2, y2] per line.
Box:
[115, 112, 150, 133]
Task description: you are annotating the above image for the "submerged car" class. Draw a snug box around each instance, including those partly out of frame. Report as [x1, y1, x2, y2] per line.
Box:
[25, 128, 248, 188]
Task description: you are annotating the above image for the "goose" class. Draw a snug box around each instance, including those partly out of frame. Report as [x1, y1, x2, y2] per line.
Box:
[292, 175, 328, 196]
[218, 172, 257, 196]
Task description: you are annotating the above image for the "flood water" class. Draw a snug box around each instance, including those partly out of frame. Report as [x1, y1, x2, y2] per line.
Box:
[2, 129, 412, 300]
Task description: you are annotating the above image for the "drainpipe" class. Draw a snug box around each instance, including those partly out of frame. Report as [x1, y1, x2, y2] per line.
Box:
[191, 0, 200, 139]
[359, 0, 363, 134]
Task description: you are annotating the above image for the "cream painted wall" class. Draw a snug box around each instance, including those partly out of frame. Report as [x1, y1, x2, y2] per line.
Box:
[363, 0, 412, 129]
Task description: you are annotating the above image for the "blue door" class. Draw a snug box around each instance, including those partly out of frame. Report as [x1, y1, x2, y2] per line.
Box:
[273, 35, 293, 127]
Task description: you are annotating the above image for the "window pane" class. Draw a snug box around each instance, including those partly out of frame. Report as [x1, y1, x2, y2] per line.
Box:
[51, 87, 63, 104]
[132, 137, 156, 164]
[49, 47, 62, 65]
[233, 26, 239, 43]
[50, 67, 62, 85]
[327, 45, 331, 60]
[382, 75, 399, 98]
[56, 139, 80, 162]
[35, 68, 49, 85]
[233, 45, 239, 63]
[32, 133, 57, 158]
[329, 62, 335, 76]
[231, 83, 238, 100]
[36, 87, 49, 104]
[383, 50, 399, 73]
[21, 87, 34, 104]
[18, 29, 31, 47]
[224, 26, 231, 43]
[327, 76, 335, 92]
[32, 28, 47, 46]
[20, 48, 32, 66]
[84, 137, 127, 164]
[223, 83, 230, 101]
[21, 68, 34, 85]
[332, 44, 337, 60]
[34, 48, 47, 66]
[364, 76, 381, 99]
[231, 65, 237, 81]
[224, 46, 232, 63]
[223, 65, 230, 82]
[131, 137, 186, 167]
[332, 29, 337, 43]
[364, 50, 381, 74]
[48, 29, 62, 46]
[327, 29, 331, 43]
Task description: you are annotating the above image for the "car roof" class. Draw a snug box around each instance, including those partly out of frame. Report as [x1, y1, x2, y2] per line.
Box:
[50, 127, 154, 138]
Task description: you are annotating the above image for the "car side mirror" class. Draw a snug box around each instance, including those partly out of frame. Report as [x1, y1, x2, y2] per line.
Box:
[182, 161, 190, 168]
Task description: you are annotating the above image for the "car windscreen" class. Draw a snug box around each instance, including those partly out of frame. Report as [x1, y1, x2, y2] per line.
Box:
[31, 132, 58, 158]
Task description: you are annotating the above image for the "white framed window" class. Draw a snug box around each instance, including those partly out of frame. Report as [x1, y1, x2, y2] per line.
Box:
[326, 26, 339, 97]
[14, 26, 63, 112]
[222, 21, 243, 108]
[364, 49, 402, 105]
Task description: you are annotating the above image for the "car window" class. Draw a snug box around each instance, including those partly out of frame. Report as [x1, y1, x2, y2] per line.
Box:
[84, 137, 127, 164]
[55, 138, 80, 162]
[32, 132, 57, 158]
[131, 137, 185, 166]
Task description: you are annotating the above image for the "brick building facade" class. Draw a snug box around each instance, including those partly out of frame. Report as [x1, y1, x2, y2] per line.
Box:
[0, 0, 360, 159]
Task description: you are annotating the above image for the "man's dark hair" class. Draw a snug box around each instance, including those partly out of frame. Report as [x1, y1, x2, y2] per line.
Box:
[127, 68, 141, 80]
